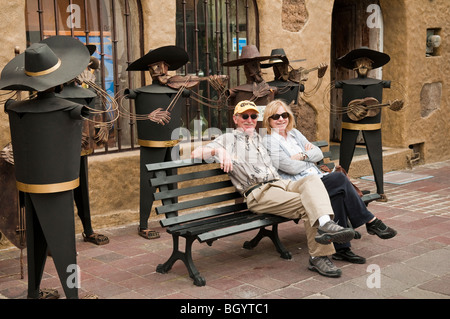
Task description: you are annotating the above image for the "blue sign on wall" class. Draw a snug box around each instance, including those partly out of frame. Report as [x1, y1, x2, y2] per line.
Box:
[77, 35, 115, 121]
[232, 37, 247, 55]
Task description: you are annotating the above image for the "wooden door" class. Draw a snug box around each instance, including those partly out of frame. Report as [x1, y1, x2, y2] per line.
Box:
[330, 0, 383, 142]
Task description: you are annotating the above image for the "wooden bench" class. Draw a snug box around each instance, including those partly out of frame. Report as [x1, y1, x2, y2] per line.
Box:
[147, 158, 294, 286]
[147, 140, 379, 286]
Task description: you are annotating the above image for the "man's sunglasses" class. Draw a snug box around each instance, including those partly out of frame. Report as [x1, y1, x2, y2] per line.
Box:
[269, 112, 289, 120]
[239, 113, 258, 120]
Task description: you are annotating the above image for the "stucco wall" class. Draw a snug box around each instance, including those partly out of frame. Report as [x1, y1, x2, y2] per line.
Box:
[380, 0, 449, 163]
[257, 0, 450, 163]
[139, 1, 178, 84]
[258, 0, 334, 141]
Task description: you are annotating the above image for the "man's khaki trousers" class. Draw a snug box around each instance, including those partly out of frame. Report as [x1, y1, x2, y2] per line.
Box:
[246, 174, 336, 257]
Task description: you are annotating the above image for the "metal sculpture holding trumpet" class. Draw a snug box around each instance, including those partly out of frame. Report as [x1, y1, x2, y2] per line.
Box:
[333, 47, 404, 202]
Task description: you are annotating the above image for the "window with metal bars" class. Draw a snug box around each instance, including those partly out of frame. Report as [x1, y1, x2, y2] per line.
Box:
[24, 0, 259, 154]
[176, 0, 259, 133]
[25, 0, 143, 155]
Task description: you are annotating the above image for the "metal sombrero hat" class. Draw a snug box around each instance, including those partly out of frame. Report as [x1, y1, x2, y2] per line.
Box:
[260, 48, 306, 69]
[222, 45, 272, 67]
[0, 36, 90, 92]
[126, 45, 189, 71]
[335, 46, 390, 70]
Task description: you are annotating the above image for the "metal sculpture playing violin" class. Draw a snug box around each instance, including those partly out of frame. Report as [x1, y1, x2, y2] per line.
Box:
[125, 46, 228, 240]
[125, 46, 189, 240]
[333, 47, 404, 202]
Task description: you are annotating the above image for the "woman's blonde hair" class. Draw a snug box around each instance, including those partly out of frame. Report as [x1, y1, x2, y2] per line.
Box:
[262, 99, 295, 134]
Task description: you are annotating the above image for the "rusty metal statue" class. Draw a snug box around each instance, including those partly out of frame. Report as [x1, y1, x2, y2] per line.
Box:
[223, 45, 277, 117]
[0, 142, 26, 255]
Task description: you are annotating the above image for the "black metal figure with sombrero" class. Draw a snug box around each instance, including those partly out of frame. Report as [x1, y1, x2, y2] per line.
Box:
[261, 48, 328, 105]
[126, 46, 190, 240]
[335, 47, 393, 202]
[56, 45, 109, 246]
[223, 45, 277, 116]
[260, 48, 306, 105]
[0, 36, 90, 299]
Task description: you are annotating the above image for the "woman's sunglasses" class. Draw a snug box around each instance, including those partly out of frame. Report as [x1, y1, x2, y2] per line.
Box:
[239, 113, 258, 120]
[269, 112, 289, 120]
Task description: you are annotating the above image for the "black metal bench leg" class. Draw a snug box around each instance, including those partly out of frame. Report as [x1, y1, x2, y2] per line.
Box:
[243, 228, 265, 249]
[269, 225, 292, 259]
[182, 237, 206, 286]
[156, 234, 206, 286]
[156, 234, 182, 274]
[243, 225, 292, 260]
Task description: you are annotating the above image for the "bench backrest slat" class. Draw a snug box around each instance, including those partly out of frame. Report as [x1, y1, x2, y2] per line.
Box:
[153, 180, 234, 201]
[311, 140, 328, 148]
[150, 167, 226, 187]
[146, 158, 199, 171]
[155, 191, 242, 215]
[160, 202, 249, 227]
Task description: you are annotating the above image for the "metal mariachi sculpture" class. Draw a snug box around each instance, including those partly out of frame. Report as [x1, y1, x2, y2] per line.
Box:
[0, 36, 91, 299]
[260, 48, 306, 105]
[56, 44, 112, 246]
[125, 45, 228, 240]
[261, 48, 328, 106]
[223, 45, 277, 118]
[125, 46, 190, 240]
[333, 47, 404, 202]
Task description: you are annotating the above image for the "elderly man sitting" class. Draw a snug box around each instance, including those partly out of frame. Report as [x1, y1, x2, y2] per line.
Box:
[191, 100, 355, 278]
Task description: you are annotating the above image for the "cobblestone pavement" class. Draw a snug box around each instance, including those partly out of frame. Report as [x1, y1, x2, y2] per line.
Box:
[1, 160, 449, 304]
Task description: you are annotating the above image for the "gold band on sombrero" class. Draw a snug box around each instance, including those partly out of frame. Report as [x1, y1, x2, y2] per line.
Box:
[341, 122, 382, 131]
[16, 178, 79, 194]
[138, 139, 180, 148]
[25, 59, 62, 77]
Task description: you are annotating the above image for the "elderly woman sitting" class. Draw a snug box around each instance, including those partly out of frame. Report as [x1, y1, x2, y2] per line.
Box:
[262, 99, 397, 265]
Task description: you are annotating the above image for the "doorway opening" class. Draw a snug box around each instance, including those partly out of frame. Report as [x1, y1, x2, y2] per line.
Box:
[329, 0, 384, 146]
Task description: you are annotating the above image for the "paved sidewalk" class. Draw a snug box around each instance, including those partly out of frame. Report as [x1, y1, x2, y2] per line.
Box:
[1, 160, 449, 301]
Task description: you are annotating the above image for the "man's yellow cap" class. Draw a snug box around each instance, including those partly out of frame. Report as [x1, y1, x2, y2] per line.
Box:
[233, 100, 259, 115]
